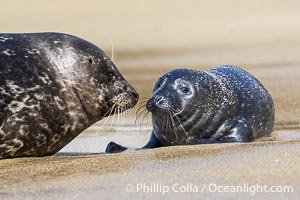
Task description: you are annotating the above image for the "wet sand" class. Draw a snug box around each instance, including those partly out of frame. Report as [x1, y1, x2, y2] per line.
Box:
[1, 137, 300, 200]
[1, 0, 300, 199]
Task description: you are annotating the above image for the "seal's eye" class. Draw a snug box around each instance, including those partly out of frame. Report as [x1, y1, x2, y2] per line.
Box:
[106, 70, 115, 82]
[178, 87, 189, 94]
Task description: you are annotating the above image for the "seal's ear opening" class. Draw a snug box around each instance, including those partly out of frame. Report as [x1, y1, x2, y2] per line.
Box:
[88, 57, 94, 64]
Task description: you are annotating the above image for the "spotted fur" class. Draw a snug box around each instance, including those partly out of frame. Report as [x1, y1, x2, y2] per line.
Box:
[106, 65, 274, 153]
[0, 33, 138, 159]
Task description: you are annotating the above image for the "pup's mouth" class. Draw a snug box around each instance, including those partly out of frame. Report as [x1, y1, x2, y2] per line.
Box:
[146, 96, 181, 114]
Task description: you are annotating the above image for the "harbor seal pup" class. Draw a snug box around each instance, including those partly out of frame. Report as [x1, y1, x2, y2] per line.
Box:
[0, 32, 139, 159]
[106, 65, 274, 153]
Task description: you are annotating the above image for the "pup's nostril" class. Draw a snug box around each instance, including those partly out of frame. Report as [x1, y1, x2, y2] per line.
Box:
[155, 96, 164, 105]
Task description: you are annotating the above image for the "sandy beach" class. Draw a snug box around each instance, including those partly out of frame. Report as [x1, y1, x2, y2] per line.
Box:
[1, 0, 300, 199]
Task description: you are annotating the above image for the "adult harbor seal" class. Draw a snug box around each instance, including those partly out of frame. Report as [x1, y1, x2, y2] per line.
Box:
[106, 65, 275, 153]
[0, 32, 139, 159]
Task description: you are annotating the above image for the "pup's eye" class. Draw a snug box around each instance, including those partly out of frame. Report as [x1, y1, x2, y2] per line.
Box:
[178, 87, 189, 94]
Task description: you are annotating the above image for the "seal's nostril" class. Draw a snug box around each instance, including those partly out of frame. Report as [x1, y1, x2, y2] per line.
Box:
[155, 96, 164, 105]
[129, 91, 139, 99]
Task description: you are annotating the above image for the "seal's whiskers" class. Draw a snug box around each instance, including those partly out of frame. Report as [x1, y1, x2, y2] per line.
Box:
[108, 35, 115, 61]
[110, 106, 118, 130]
[172, 111, 189, 137]
[161, 112, 170, 138]
[116, 106, 122, 134]
[97, 104, 116, 134]
[169, 111, 179, 142]
[140, 110, 150, 133]
[135, 102, 149, 132]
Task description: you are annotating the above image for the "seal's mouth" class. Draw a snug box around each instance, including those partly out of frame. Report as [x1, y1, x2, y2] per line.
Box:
[146, 95, 181, 114]
[105, 92, 139, 116]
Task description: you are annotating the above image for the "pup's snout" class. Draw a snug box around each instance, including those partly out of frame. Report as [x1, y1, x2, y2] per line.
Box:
[146, 95, 170, 113]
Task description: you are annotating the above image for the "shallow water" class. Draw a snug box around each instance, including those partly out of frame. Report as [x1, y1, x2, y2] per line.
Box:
[59, 117, 152, 154]
[59, 116, 300, 155]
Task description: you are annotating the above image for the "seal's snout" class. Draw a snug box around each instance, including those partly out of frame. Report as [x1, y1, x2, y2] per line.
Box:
[128, 90, 139, 101]
[155, 96, 164, 106]
[126, 87, 139, 107]
[147, 95, 170, 113]
[107, 79, 139, 109]
[113, 80, 139, 104]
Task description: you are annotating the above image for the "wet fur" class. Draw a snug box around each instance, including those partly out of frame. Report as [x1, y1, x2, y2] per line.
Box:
[106, 65, 274, 153]
[0, 32, 138, 159]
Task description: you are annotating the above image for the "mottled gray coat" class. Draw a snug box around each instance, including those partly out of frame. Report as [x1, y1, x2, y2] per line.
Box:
[0, 33, 138, 159]
[106, 65, 274, 153]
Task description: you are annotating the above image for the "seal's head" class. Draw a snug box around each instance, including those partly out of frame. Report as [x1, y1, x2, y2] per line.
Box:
[0, 32, 139, 158]
[146, 69, 197, 115]
[146, 68, 235, 145]
[79, 52, 139, 121]
[146, 69, 218, 116]
[44, 34, 139, 123]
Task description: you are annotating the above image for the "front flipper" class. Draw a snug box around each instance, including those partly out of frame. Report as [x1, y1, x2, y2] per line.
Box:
[197, 138, 219, 144]
[105, 132, 163, 154]
[105, 142, 128, 153]
[141, 132, 163, 149]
